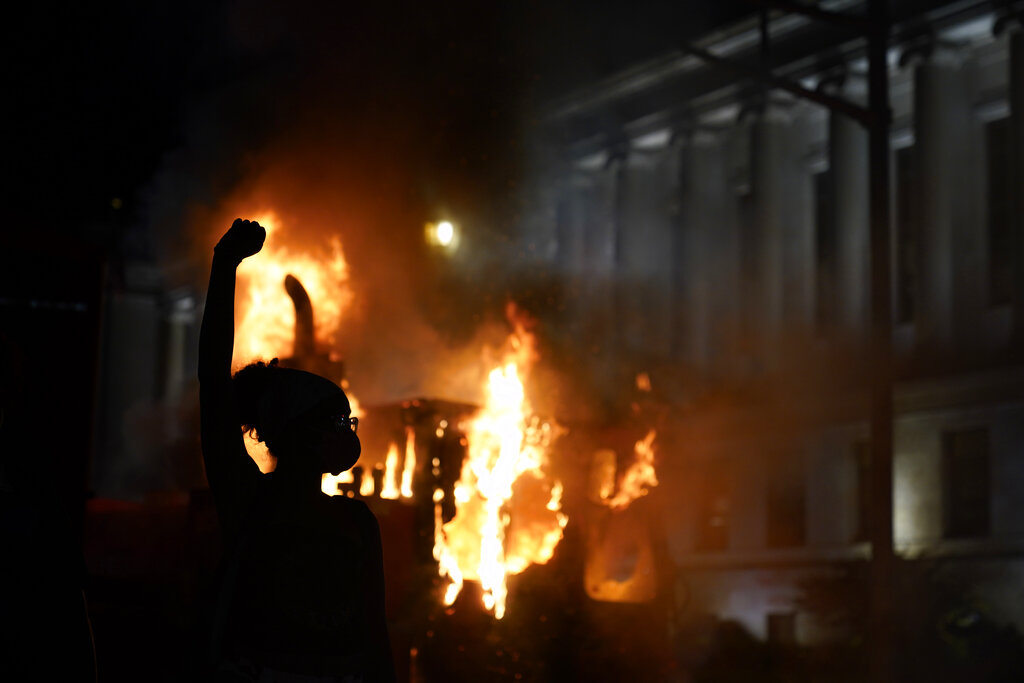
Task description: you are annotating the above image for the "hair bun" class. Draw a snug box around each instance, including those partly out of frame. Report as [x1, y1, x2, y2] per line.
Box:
[232, 358, 281, 440]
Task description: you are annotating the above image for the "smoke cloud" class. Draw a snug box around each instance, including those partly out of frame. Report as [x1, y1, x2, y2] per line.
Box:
[140, 1, 540, 406]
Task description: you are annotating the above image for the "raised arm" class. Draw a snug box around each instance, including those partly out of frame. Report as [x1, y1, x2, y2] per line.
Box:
[198, 218, 266, 539]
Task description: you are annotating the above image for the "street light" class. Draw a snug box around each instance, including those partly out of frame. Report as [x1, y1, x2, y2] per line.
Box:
[436, 221, 454, 246]
[425, 220, 459, 251]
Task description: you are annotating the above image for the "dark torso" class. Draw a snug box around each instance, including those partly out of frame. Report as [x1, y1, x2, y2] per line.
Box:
[225, 484, 376, 675]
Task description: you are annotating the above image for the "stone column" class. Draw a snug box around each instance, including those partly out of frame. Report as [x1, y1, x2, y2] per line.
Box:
[553, 169, 587, 342]
[829, 79, 870, 336]
[913, 48, 983, 355]
[750, 109, 785, 343]
[163, 300, 192, 402]
[677, 129, 735, 372]
[750, 103, 815, 353]
[782, 105, 817, 332]
[557, 174, 588, 276]
[574, 154, 625, 398]
[1011, 30, 1024, 344]
[616, 143, 677, 359]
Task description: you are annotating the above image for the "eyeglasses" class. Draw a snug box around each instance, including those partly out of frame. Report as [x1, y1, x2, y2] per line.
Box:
[330, 414, 359, 434]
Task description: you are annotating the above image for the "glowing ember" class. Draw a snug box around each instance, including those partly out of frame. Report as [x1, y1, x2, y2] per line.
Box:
[379, 443, 401, 500]
[602, 430, 658, 510]
[635, 372, 652, 392]
[433, 310, 566, 619]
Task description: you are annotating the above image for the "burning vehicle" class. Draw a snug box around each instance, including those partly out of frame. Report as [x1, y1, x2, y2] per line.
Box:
[222, 214, 673, 681]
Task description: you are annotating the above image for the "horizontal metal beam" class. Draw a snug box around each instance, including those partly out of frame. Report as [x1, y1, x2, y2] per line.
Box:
[679, 42, 876, 126]
[742, 0, 875, 34]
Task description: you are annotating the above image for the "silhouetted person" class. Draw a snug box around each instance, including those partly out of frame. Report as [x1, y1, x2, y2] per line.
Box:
[200, 219, 394, 682]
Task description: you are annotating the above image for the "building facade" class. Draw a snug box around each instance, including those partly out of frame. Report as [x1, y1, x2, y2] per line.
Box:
[516, 0, 1024, 662]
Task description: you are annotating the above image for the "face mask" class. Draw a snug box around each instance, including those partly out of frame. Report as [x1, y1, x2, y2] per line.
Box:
[317, 428, 361, 475]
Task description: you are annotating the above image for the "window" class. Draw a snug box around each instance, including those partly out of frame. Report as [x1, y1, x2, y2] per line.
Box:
[767, 460, 806, 548]
[986, 118, 1014, 306]
[694, 462, 731, 552]
[895, 146, 918, 324]
[943, 428, 990, 539]
[814, 169, 837, 330]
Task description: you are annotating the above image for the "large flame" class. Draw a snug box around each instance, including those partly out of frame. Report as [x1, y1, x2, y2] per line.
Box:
[401, 426, 416, 499]
[232, 212, 353, 368]
[224, 212, 359, 475]
[433, 312, 566, 619]
[379, 443, 402, 500]
[359, 467, 375, 497]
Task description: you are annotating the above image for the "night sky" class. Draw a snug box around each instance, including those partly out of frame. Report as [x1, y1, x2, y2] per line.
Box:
[3, 0, 755, 458]
[10, 0, 749, 241]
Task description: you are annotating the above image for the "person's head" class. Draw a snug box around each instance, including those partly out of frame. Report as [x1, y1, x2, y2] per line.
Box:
[233, 359, 360, 479]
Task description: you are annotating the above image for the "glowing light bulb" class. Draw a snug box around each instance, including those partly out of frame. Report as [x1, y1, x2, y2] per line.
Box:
[436, 221, 455, 246]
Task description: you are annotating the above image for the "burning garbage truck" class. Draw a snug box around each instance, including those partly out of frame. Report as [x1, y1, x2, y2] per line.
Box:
[236, 217, 675, 682]
[87, 215, 673, 682]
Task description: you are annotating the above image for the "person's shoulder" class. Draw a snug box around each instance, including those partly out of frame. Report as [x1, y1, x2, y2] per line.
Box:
[326, 495, 379, 529]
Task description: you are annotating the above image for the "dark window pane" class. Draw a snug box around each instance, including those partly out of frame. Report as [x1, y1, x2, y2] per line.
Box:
[695, 462, 731, 552]
[767, 460, 806, 548]
[943, 428, 990, 539]
[986, 118, 1014, 306]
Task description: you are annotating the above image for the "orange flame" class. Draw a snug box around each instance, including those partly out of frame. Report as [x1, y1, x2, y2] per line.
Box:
[400, 426, 416, 499]
[379, 443, 401, 500]
[602, 430, 658, 509]
[359, 467, 375, 497]
[226, 212, 361, 476]
[321, 469, 355, 496]
[433, 314, 566, 619]
[232, 212, 353, 368]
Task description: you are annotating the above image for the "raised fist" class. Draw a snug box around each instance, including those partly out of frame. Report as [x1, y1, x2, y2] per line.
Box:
[215, 218, 266, 264]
